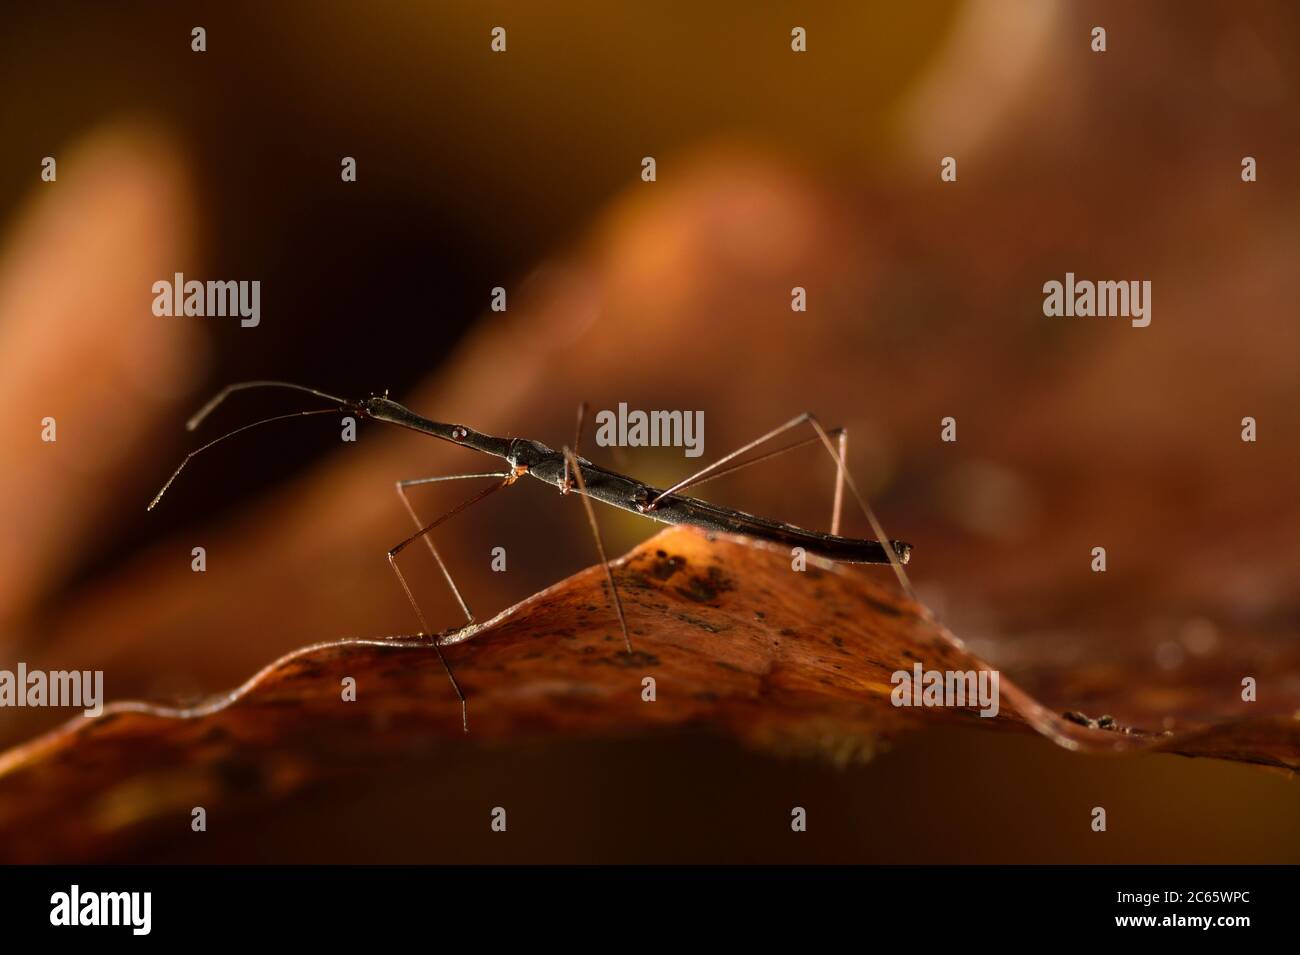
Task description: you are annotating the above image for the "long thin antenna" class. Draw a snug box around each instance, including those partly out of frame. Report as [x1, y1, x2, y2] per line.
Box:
[148, 408, 340, 511]
[186, 381, 349, 432]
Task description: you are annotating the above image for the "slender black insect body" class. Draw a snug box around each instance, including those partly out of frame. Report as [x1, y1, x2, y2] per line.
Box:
[150, 381, 914, 732]
[363, 395, 911, 566]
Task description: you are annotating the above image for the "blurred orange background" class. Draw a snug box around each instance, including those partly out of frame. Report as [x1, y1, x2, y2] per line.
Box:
[1, 1, 1298, 862]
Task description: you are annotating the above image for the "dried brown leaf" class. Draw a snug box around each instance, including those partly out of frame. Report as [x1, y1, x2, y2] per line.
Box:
[0, 526, 1296, 862]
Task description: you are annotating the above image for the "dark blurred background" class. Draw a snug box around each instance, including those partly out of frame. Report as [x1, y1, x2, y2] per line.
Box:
[1, 1, 1298, 862]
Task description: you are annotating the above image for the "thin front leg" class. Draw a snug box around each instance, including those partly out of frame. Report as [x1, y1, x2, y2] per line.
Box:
[395, 472, 511, 625]
[562, 446, 633, 654]
[387, 473, 515, 732]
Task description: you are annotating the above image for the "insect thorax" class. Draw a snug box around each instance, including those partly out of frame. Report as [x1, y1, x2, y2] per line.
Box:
[506, 438, 554, 471]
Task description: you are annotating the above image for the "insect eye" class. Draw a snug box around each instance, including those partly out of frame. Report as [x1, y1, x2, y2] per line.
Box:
[451, 426, 468, 440]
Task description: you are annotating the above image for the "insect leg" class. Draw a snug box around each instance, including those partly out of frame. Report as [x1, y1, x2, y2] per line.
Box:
[831, 427, 847, 537]
[804, 414, 913, 599]
[561, 401, 588, 495]
[387, 474, 515, 732]
[651, 424, 845, 499]
[649, 414, 912, 597]
[648, 414, 814, 507]
[395, 472, 511, 625]
[562, 446, 632, 654]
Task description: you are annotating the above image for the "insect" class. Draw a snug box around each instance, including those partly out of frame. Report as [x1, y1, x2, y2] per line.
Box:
[148, 381, 914, 731]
